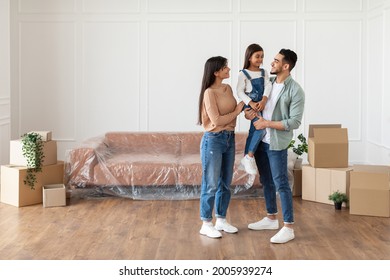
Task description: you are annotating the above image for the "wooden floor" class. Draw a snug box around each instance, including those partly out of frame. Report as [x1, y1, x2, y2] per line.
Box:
[0, 195, 390, 260]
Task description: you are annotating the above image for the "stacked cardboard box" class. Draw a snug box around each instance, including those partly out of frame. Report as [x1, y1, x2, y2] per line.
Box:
[0, 131, 65, 207]
[10, 139, 57, 166]
[302, 124, 351, 206]
[287, 148, 304, 197]
[292, 168, 302, 197]
[302, 165, 352, 206]
[301, 124, 390, 217]
[307, 124, 348, 168]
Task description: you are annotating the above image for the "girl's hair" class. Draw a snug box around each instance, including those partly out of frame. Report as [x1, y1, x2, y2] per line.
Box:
[197, 56, 228, 125]
[243, 43, 263, 69]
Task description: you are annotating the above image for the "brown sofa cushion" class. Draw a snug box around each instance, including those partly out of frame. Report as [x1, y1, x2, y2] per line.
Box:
[179, 132, 203, 155]
[105, 132, 181, 156]
[93, 153, 178, 186]
[177, 154, 259, 186]
[179, 132, 248, 156]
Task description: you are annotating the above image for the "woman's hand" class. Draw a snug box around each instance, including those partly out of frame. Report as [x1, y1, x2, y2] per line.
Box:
[245, 109, 270, 129]
[244, 108, 257, 120]
[235, 101, 245, 114]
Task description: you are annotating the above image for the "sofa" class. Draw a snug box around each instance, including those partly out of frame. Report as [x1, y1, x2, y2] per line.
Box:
[65, 131, 261, 200]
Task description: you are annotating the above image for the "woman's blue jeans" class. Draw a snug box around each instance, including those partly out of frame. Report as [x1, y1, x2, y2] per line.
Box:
[200, 131, 235, 221]
[254, 142, 294, 223]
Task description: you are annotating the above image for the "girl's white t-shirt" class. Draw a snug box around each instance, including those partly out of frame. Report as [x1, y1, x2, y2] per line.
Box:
[236, 69, 272, 105]
[262, 81, 284, 144]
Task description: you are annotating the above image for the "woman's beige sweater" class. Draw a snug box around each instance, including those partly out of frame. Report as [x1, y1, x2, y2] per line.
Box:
[201, 84, 239, 132]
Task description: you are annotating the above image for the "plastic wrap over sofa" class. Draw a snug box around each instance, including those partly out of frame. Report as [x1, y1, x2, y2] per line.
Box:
[65, 132, 261, 200]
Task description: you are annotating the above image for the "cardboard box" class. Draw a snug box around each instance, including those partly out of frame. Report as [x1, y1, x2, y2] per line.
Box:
[10, 139, 57, 166]
[308, 124, 348, 168]
[302, 164, 352, 206]
[43, 184, 66, 207]
[302, 165, 316, 201]
[29, 131, 52, 141]
[350, 165, 390, 217]
[292, 169, 302, 197]
[0, 161, 64, 207]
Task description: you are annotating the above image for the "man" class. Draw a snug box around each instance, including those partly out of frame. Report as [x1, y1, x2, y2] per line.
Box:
[245, 49, 305, 243]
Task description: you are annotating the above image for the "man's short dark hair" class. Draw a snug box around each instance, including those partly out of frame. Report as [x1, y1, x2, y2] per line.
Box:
[279, 49, 297, 71]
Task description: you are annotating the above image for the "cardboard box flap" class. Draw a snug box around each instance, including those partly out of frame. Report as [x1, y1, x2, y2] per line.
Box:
[351, 174, 390, 190]
[353, 165, 390, 174]
[313, 128, 348, 143]
[28, 131, 52, 141]
[351, 165, 390, 190]
[308, 124, 341, 138]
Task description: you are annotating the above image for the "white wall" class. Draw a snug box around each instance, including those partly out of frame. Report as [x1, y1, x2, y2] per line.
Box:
[366, 0, 390, 164]
[5, 0, 390, 165]
[0, 0, 11, 166]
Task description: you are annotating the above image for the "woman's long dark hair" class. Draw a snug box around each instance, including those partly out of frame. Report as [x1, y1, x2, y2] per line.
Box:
[243, 43, 263, 69]
[197, 56, 227, 125]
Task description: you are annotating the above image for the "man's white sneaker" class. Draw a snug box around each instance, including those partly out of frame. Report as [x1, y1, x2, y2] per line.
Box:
[240, 155, 258, 175]
[199, 223, 222, 238]
[215, 219, 238, 233]
[270, 227, 295, 244]
[248, 217, 279, 230]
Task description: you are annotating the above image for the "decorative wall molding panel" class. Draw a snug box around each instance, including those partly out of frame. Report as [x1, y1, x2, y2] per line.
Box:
[7, 0, 390, 164]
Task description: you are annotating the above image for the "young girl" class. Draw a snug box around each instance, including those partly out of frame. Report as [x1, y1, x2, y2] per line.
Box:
[237, 44, 272, 175]
[197, 56, 244, 239]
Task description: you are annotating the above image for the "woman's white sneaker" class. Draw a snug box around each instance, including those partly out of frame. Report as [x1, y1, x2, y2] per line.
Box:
[215, 219, 238, 233]
[270, 227, 295, 243]
[199, 223, 222, 238]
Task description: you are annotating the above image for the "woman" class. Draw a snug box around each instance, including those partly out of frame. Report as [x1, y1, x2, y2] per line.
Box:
[197, 56, 244, 238]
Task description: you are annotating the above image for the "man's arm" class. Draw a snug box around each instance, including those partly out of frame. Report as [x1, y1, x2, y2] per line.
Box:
[244, 108, 285, 130]
[255, 117, 285, 130]
[244, 83, 305, 132]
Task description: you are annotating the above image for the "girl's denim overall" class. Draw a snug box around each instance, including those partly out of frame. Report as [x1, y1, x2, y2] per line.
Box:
[241, 69, 266, 155]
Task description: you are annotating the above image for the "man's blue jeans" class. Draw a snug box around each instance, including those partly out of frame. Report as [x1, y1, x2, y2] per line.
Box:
[254, 142, 294, 223]
[200, 131, 235, 221]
